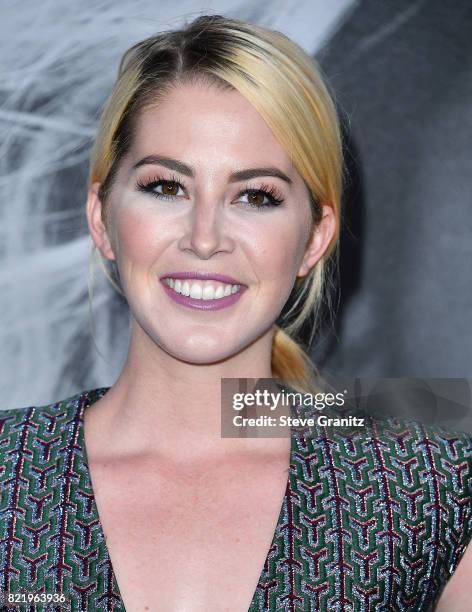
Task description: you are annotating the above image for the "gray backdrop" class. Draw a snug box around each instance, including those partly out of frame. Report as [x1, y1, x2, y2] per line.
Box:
[310, 0, 472, 382]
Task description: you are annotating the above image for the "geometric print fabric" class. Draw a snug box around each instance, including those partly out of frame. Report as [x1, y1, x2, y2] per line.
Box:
[1, 387, 471, 611]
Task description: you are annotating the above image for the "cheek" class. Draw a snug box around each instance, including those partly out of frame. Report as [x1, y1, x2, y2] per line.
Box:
[113, 207, 164, 267]
[250, 221, 307, 282]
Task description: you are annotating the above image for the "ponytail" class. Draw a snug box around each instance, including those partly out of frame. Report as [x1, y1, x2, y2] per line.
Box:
[271, 326, 321, 395]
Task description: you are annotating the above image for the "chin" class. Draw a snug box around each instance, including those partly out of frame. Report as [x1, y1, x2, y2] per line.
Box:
[163, 337, 245, 365]
[154, 326, 265, 366]
[136, 315, 271, 365]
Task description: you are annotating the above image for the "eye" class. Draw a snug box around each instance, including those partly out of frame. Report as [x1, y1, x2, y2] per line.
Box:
[236, 184, 285, 210]
[136, 174, 186, 200]
[136, 175, 285, 210]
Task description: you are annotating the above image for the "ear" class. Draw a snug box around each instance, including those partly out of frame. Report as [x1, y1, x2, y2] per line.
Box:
[86, 182, 116, 261]
[297, 204, 336, 278]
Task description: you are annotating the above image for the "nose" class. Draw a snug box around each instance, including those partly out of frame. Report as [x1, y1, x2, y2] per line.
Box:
[178, 198, 234, 259]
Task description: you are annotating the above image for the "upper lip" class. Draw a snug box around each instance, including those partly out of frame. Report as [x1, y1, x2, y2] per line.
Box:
[160, 271, 246, 286]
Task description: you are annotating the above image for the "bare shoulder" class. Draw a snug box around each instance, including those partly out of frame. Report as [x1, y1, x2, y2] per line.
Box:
[435, 543, 472, 611]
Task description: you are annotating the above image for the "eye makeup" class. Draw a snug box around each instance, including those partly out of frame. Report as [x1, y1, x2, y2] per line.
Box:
[135, 173, 285, 210]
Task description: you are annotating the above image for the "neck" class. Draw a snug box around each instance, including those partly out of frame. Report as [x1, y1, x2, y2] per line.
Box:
[85, 319, 287, 463]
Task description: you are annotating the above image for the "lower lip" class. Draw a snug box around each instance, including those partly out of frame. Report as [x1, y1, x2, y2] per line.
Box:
[160, 280, 247, 311]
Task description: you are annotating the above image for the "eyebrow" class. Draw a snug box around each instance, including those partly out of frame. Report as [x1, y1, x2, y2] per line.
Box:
[132, 154, 293, 185]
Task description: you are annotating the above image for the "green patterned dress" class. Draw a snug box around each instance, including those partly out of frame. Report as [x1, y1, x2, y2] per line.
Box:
[1, 387, 471, 611]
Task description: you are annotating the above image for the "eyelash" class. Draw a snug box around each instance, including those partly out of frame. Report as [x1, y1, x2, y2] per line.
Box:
[135, 173, 285, 209]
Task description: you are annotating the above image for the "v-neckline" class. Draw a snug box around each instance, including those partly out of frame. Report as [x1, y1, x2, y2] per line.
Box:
[76, 387, 297, 611]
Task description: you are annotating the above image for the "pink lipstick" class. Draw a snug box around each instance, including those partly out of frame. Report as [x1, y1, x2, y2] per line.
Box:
[160, 271, 245, 285]
[159, 272, 248, 311]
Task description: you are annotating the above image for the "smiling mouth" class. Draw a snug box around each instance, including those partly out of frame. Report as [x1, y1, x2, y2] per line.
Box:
[163, 277, 242, 300]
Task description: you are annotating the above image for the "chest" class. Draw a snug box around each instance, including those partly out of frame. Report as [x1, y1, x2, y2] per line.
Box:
[89, 456, 289, 612]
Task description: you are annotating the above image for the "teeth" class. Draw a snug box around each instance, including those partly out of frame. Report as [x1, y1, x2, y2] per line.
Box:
[189, 283, 202, 299]
[164, 278, 241, 300]
[205, 284, 222, 300]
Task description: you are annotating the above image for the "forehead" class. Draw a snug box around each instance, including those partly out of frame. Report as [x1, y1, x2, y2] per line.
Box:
[129, 81, 293, 171]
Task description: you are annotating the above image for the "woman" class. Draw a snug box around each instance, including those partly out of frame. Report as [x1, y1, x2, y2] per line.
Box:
[1, 14, 471, 612]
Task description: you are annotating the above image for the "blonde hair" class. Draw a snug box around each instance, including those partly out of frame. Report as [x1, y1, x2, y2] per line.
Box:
[88, 14, 343, 395]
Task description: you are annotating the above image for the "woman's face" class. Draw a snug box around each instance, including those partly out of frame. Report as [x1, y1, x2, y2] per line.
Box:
[88, 81, 335, 365]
